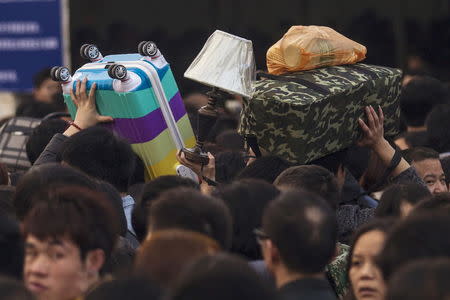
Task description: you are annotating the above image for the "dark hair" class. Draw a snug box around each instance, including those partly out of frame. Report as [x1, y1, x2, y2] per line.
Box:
[399, 76, 447, 127]
[426, 104, 450, 153]
[0, 163, 8, 185]
[22, 186, 120, 261]
[85, 277, 161, 300]
[213, 179, 280, 260]
[440, 156, 450, 186]
[148, 188, 232, 249]
[274, 165, 339, 210]
[386, 258, 450, 300]
[262, 190, 337, 274]
[61, 126, 135, 192]
[215, 130, 244, 152]
[403, 146, 439, 163]
[13, 163, 98, 221]
[32, 67, 52, 89]
[0, 277, 34, 300]
[129, 154, 145, 187]
[237, 156, 293, 184]
[206, 116, 238, 143]
[132, 176, 199, 242]
[411, 192, 450, 215]
[167, 253, 276, 300]
[346, 218, 397, 288]
[214, 151, 246, 184]
[96, 181, 128, 237]
[375, 184, 431, 217]
[134, 229, 220, 288]
[102, 236, 135, 278]
[25, 119, 68, 164]
[377, 214, 450, 280]
[0, 215, 24, 279]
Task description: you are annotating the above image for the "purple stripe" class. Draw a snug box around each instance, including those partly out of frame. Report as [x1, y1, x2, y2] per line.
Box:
[105, 92, 187, 144]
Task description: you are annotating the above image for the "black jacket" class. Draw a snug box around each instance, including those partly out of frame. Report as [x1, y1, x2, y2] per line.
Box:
[278, 278, 337, 300]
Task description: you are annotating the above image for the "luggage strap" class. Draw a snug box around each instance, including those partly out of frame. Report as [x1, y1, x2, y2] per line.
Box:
[256, 71, 329, 95]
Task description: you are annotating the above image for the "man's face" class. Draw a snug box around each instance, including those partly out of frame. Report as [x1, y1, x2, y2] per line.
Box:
[24, 235, 90, 300]
[33, 78, 60, 103]
[412, 158, 447, 194]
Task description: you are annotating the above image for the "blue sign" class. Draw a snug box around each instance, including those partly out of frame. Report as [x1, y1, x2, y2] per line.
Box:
[0, 0, 68, 91]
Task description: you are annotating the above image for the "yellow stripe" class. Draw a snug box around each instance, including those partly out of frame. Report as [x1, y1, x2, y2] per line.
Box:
[133, 135, 197, 180]
[144, 136, 196, 179]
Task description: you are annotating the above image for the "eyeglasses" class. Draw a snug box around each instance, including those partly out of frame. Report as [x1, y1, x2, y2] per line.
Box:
[253, 228, 269, 244]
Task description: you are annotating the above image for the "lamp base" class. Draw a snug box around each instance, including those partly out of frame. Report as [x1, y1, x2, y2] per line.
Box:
[181, 146, 210, 165]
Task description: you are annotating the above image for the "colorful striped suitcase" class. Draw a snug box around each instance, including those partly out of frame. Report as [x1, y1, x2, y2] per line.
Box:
[52, 42, 196, 180]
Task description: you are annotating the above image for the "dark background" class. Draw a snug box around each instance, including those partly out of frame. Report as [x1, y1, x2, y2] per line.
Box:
[69, 0, 450, 95]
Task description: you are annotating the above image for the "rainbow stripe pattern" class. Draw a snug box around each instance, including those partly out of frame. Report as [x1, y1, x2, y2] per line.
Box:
[63, 54, 196, 180]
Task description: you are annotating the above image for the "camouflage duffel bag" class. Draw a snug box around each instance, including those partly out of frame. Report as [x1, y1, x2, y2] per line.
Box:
[238, 63, 402, 164]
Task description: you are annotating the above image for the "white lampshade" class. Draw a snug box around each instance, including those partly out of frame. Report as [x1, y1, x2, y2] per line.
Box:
[184, 30, 256, 98]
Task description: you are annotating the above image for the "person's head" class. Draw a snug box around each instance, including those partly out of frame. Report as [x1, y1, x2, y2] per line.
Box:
[0, 277, 34, 300]
[426, 104, 450, 153]
[213, 179, 280, 260]
[274, 165, 340, 210]
[377, 214, 450, 281]
[261, 190, 337, 281]
[134, 229, 220, 288]
[375, 184, 431, 218]
[404, 147, 447, 194]
[0, 215, 24, 279]
[214, 151, 246, 184]
[61, 126, 135, 193]
[399, 76, 447, 128]
[347, 218, 396, 300]
[237, 155, 292, 184]
[132, 176, 199, 242]
[148, 188, 232, 249]
[33, 68, 61, 104]
[85, 277, 161, 300]
[167, 253, 276, 300]
[410, 192, 450, 216]
[13, 163, 97, 221]
[22, 186, 120, 300]
[386, 258, 450, 300]
[26, 119, 68, 164]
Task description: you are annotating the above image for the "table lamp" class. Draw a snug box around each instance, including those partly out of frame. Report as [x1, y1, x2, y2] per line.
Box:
[182, 30, 256, 164]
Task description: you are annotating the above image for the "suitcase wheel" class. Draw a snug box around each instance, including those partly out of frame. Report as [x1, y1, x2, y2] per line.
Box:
[50, 66, 71, 82]
[138, 41, 158, 57]
[80, 44, 101, 61]
[108, 64, 128, 81]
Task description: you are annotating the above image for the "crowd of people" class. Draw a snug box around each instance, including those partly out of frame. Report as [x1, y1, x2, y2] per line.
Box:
[0, 44, 450, 300]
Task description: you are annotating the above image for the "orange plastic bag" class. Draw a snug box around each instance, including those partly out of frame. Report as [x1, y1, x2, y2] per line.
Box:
[267, 26, 367, 75]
